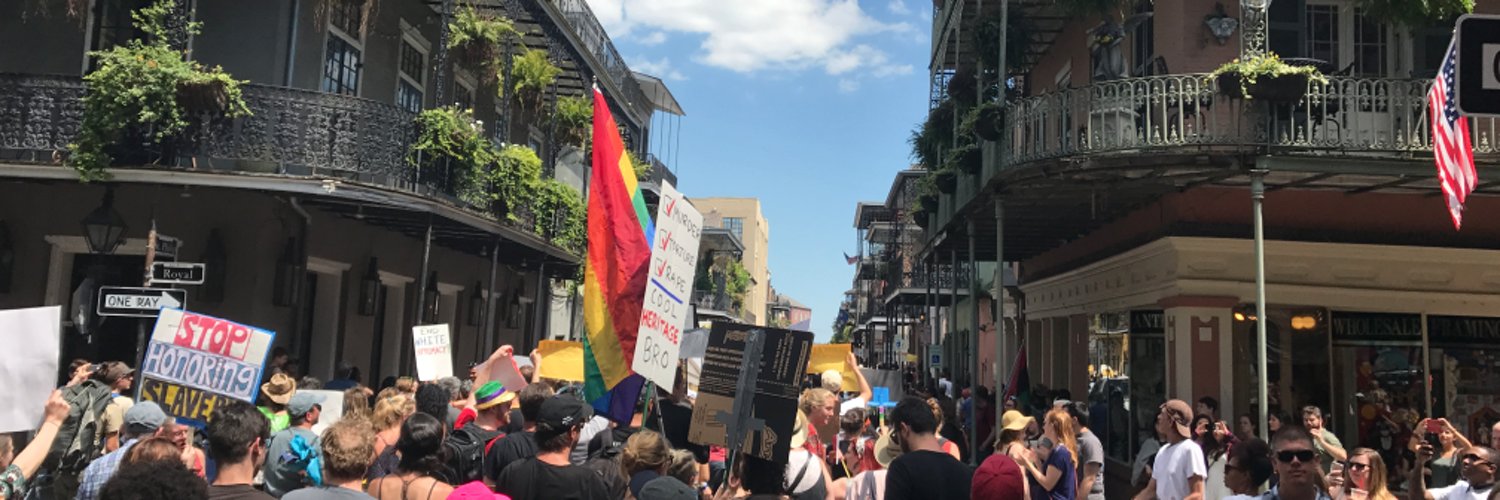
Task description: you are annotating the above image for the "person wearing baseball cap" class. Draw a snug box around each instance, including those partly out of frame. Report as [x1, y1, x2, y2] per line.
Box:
[1132, 399, 1206, 500]
[94, 362, 137, 452]
[262, 392, 324, 497]
[76, 402, 173, 500]
[492, 397, 609, 500]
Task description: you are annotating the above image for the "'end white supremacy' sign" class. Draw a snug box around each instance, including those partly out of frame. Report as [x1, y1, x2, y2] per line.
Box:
[633, 181, 703, 388]
[412, 324, 453, 381]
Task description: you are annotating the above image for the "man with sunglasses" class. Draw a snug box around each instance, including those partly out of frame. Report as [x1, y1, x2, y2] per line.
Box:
[1133, 400, 1205, 500]
[1261, 426, 1330, 500]
[1408, 443, 1499, 500]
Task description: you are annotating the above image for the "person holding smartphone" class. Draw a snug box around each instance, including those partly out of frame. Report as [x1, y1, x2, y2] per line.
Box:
[1418, 418, 1473, 489]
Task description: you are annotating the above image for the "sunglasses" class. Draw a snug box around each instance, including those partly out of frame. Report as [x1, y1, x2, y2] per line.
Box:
[1463, 454, 1494, 467]
[1277, 450, 1317, 463]
[1346, 462, 1370, 471]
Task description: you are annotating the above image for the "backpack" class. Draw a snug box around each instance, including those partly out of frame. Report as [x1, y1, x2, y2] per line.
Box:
[45, 380, 114, 472]
[443, 423, 503, 485]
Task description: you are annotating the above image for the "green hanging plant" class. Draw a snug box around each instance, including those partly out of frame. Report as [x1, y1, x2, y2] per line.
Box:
[410, 106, 495, 206]
[910, 98, 957, 170]
[69, 0, 250, 182]
[447, 5, 517, 83]
[725, 259, 752, 308]
[490, 144, 544, 221]
[553, 95, 593, 148]
[1211, 53, 1328, 102]
[533, 179, 586, 253]
[511, 48, 560, 119]
[629, 150, 651, 182]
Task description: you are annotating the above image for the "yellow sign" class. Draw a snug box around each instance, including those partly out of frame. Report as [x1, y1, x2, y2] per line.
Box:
[536, 340, 585, 382]
[806, 344, 857, 392]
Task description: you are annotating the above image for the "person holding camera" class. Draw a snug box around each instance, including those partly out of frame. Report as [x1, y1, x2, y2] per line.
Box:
[1416, 418, 1474, 490]
[1406, 443, 1498, 500]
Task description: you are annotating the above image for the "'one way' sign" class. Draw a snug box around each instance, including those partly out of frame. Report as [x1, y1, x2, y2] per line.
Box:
[97, 287, 187, 318]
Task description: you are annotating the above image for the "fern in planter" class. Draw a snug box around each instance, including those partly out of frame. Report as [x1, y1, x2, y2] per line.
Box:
[410, 107, 495, 205]
[490, 144, 544, 221]
[533, 179, 586, 252]
[909, 98, 957, 170]
[945, 142, 982, 175]
[934, 168, 958, 194]
[447, 6, 518, 83]
[511, 48, 560, 119]
[630, 150, 651, 181]
[1211, 53, 1328, 102]
[69, 0, 249, 182]
[553, 95, 593, 149]
[962, 101, 1005, 142]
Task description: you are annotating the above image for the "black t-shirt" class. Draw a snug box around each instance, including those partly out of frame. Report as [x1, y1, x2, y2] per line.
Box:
[502, 409, 525, 434]
[208, 484, 277, 500]
[648, 399, 709, 464]
[484, 431, 538, 482]
[494, 458, 611, 500]
[884, 450, 973, 500]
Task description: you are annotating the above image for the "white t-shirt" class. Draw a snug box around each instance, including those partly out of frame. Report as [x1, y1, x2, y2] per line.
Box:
[939, 378, 954, 398]
[840, 396, 867, 416]
[1429, 480, 1497, 500]
[1152, 439, 1207, 500]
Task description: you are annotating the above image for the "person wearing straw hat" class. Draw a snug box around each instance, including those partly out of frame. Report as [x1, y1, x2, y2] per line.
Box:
[260, 373, 297, 434]
[785, 412, 833, 500]
[844, 426, 904, 500]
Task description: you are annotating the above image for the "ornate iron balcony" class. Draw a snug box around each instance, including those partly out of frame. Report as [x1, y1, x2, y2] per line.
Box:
[0, 72, 576, 253]
[998, 73, 1500, 168]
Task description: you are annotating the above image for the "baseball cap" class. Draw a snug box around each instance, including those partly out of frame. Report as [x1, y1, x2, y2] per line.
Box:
[95, 362, 135, 386]
[536, 396, 594, 439]
[473, 381, 517, 411]
[639, 476, 698, 500]
[124, 401, 168, 431]
[972, 453, 1026, 500]
[1162, 399, 1194, 439]
[287, 392, 324, 417]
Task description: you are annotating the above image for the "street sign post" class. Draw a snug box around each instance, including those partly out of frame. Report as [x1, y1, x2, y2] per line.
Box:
[97, 287, 187, 318]
[1456, 15, 1500, 116]
[154, 235, 180, 260]
[150, 262, 206, 285]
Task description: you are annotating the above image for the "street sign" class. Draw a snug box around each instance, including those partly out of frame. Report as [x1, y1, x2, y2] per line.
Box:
[150, 262, 205, 285]
[929, 347, 943, 369]
[154, 235, 180, 260]
[97, 287, 187, 318]
[1456, 15, 1500, 116]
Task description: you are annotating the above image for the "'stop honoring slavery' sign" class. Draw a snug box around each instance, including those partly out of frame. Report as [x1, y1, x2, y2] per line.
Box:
[141, 309, 276, 402]
[633, 181, 703, 389]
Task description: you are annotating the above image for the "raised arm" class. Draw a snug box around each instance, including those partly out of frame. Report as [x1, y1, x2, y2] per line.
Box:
[848, 351, 872, 403]
[13, 391, 70, 481]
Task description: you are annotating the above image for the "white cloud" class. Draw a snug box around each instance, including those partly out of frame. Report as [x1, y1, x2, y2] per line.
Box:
[585, 0, 915, 81]
[888, 0, 910, 15]
[837, 79, 861, 93]
[637, 31, 668, 46]
[631, 56, 687, 81]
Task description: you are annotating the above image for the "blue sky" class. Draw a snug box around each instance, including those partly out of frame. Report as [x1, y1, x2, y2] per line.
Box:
[585, 0, 933, 342]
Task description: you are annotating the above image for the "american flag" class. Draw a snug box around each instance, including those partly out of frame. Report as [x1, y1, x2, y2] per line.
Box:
[1429, 38, 1478, 230]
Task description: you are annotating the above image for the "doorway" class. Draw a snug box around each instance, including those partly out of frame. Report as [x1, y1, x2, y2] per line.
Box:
[62, 253, 147, 370]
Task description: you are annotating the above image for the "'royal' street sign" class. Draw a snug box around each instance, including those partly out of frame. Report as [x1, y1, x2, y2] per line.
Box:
[150, 262, 206, 285]
[97, 287, 187, 318]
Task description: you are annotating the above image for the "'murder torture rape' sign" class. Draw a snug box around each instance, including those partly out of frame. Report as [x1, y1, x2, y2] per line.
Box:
[141, 309, 276, 403]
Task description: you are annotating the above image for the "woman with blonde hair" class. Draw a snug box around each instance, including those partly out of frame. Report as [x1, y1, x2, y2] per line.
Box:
[620, 430, 673, 499]
[1338, 448, 1396, 500]
[1022, 408, 1078, 500]
[343, 387, 372, 420]
[366, 394, 416, 479]
[925, 397, 963, 461]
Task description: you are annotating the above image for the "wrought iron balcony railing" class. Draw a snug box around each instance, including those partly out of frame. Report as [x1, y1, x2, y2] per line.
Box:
[691, 289, 747, 320]
[999, 74, 1500, 168]
[549, 0, 650, 117]
[883, 259, 972, 293]
[0, 73, 579, 253]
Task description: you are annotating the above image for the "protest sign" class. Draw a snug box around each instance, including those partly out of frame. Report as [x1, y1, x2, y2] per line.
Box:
[805, 344, 857, 392]
[486, 352, 530, 392]
[535, 340, 584, 382]
[139, 309, 275, 426]
[412, 324, 453, 381]
[633, 182, 703, 389]
[304, 390, 345, 436]
[688, 322, 812, 463]
[0, 306, 61, 432]
[678, 329, 709, 359]
[141, 309, 275, 402]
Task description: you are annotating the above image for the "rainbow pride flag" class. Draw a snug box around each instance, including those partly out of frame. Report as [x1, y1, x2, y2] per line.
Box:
[582, 88, 652, 422]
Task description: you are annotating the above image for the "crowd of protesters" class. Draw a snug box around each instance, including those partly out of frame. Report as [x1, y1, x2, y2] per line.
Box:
[9, 351, 1500, 500]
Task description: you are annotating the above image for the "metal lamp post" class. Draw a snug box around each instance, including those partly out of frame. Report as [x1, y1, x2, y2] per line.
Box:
[1240, 0, 1272, 59]
[81, 188, 128, 255]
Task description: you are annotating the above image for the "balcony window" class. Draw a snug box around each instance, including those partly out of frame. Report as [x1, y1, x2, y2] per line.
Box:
[396, 34, 427, 113]
[1304, 2, 1395, 78]
[323, 0, 365, 96]
[722, 217, 744, 239]
[1351, 9, 1388, 77]
[85, 0, 150, 70]
[454, 71, 476, 111]
[1305, 5, 1339, 66]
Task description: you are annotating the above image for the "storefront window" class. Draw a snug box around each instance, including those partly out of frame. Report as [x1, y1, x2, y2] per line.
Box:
[1429, 315, 1500, 447]
[1329, 312, 1424, 476]
[1232, 306, 1331, 436]
[1087, 310, 1163, 463]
